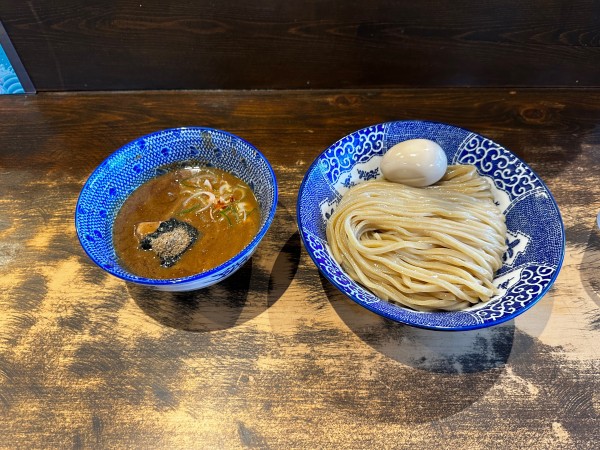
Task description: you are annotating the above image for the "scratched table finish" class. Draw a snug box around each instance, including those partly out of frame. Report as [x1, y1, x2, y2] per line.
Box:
[0, 90, 598, 449]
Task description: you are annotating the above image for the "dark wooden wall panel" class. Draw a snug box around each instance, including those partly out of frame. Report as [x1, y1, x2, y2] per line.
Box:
[2, 0, 599, 91]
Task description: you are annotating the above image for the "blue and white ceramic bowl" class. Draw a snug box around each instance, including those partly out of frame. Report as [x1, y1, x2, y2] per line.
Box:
[76, 127, 278, 291]
[297, 121, 565, 331]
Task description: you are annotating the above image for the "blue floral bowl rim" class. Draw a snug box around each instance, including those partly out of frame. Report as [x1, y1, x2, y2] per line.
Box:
[75, 126, 279, 286]
[296, 120, 565, 331]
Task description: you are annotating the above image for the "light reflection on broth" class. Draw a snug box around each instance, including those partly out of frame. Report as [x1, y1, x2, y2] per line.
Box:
[113, 166, 261, 279]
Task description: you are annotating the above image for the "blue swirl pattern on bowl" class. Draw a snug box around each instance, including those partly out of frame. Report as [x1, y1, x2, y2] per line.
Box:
[297, 121, 564, 330]
[76, 127, 278, 291]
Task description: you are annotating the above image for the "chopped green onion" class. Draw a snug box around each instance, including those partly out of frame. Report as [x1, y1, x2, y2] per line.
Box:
[177, 204, 204, 215]
[230, 204, 240, 222]
[219, 209, 232, 226]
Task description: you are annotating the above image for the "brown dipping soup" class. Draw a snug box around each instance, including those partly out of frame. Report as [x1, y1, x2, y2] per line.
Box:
[113, 166, 261, 279]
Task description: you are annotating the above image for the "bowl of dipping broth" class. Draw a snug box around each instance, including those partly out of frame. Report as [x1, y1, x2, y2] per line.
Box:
[76, 127, 278, 291]
[297, 120, 564, 331]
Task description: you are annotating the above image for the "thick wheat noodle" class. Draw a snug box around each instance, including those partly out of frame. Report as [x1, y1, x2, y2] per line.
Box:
[326, 165, 507, 312]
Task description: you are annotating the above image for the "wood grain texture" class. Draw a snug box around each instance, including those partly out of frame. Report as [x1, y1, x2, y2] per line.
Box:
[2, 0, 600, 91]
[0, 89, 599, 448]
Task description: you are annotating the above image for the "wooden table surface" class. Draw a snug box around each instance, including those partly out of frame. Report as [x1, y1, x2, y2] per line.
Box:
[0, 89, 598, 449]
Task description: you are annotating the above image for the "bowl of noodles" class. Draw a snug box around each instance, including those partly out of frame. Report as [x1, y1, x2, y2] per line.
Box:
[297, 120, 565, 330]
[76, 127, 278, 291]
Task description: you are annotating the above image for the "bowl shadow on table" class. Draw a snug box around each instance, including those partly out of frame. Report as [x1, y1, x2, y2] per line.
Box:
[321, 274, 516, 424]
[128, 203, 302, 332]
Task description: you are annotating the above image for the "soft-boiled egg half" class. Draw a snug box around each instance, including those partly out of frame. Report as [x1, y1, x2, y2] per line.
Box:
[380, 139, 448, 187]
